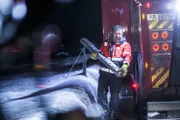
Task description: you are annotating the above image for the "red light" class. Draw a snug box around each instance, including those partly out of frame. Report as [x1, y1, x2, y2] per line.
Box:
[152, 32, 159, 39]
[162, 43, 169, 51]
[161, 31, 168, 39]
[152, 44, 159, 52]
[146, 2, 151, 9]
[11, 50, 20, 53]
[115, 44, 120, 47]
[132, 82, 139, 89]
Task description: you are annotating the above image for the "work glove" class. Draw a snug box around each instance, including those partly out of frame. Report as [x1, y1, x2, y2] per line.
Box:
[121, 64, 128, 77]
[90, 51, 98, 60]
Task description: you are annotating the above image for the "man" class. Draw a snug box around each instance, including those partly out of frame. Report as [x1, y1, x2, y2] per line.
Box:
[91, 25, 132, 120]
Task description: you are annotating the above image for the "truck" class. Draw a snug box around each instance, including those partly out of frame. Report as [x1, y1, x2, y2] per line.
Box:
[97, 0, 180, 119]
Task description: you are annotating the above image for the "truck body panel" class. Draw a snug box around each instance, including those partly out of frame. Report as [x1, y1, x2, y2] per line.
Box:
[101, 0, 180, 119]
[101, 0, 131, 44]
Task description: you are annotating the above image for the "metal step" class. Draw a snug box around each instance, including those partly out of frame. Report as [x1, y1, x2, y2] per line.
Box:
[148, 118, 180, 120]
[147, 101, 180, 111]
[147, 88, 180, 101]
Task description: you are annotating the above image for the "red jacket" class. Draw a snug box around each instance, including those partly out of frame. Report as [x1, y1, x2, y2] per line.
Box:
[99, 39, 132, 65]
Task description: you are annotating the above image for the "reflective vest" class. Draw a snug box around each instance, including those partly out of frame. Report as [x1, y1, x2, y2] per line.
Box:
[99, 40, 132, 65]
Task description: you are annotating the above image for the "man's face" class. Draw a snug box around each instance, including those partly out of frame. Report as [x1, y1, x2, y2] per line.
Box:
[112, 29, 123, 42]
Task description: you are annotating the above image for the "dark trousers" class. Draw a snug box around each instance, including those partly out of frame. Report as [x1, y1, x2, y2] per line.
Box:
[98, 70, 122, 113]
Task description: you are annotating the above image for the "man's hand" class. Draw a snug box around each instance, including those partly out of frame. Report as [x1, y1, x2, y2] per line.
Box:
[121, 64, 128, 77]
[90, 51, 98, 60]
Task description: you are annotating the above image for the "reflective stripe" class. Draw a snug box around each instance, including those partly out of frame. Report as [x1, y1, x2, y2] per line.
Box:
[107, 57, 124, 62]
[100, 67, 123, 77]
[100, 67, 115, 73]
[123, 52, 131, 55]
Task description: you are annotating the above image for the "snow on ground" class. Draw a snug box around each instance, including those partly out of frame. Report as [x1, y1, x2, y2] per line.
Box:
[0, 64, 102, 120]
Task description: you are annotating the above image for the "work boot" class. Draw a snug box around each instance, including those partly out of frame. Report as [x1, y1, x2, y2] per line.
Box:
[101, 110, 110, 120]
[109, 110, 118, 120]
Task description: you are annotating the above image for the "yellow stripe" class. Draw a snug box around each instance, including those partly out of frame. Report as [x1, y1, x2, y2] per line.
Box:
[157, 20, 169, 29]
[168, 22, 173, 29]
[153, 70, 169, 88]
[164, 83, 168, 87]
[149, 20, 159, 29]
[152, 67, 165, 82]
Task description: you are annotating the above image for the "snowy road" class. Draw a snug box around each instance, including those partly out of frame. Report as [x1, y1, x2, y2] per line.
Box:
[0, 64, 103, 120]
[0, 58, 135, 120]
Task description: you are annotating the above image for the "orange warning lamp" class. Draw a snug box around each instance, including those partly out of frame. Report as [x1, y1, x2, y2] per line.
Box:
[152, 32, 159, 40]
[161, 31, 168, 39]
[152, 44, 159, 52]
[142, 13, 146, 20]
[162, 43, 169, 51]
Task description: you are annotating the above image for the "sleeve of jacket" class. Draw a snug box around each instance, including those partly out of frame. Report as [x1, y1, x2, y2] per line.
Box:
[123, 42, 132, 65]
[99, 40, 108, 54]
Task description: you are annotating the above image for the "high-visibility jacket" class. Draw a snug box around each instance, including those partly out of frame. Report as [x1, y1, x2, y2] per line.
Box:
[99, 39, 132, 65]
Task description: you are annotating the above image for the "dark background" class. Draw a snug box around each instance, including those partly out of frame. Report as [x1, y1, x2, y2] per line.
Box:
[18, 0, 103, 56]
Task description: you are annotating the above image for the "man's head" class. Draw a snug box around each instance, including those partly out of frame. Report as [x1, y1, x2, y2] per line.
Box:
[112, 25, 124, 43]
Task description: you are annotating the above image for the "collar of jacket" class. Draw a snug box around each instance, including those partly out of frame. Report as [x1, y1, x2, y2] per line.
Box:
[111, 37, 126, 45]
[119, 39, 126, 44]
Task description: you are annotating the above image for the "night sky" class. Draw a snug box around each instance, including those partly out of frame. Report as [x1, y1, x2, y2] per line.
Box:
[18, 0, 103, 55]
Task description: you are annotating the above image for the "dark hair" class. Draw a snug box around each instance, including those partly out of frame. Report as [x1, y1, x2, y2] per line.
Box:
[112, 25, 124, 33]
